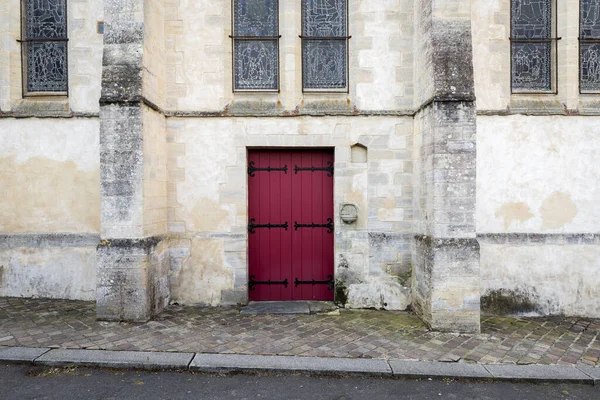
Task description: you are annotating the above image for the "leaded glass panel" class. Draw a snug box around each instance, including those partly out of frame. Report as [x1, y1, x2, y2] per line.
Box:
[25, 0, 67, 39]
[302, 40, 347, 89]
[234, 40, 279, 90]
[302, 0, 347, 37]
[23, 0, 68, 93]
[232, 0, 279, 91]
[580, 0, 600, 91]
[511, 0, 551, 39]
[511, 0, 553, 92]
[233, 0, 278, 37]
[581, 0, 600, 39]
[511, 42, 552, 91]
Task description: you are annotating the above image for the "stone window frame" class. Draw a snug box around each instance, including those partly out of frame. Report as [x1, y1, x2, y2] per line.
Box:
[20, 0, 69, 97]
[230, 0, 281, 93]
[509, 0, 559, 95]
[300, 0, 351, 93]
[579, 0, 600, 94]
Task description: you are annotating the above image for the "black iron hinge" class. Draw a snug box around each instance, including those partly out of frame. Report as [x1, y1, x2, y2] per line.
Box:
[248, 161, 288, 177]
[294, 218, 334, 234]
[248, 219, 289, 234]
[294, 161, 334, 177]
[249, 276, 289, 291]
[294, 275, 334, 291]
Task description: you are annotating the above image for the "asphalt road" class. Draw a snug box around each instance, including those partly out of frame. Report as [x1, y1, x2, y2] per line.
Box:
[0, 364, 599, 400]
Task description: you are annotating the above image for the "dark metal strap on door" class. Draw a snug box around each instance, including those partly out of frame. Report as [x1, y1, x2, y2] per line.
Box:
[294, 218, 334, 234]
[294, 161, 334, 177]
[248, 162, 288, 177]
[249, 275, 289, 291]
[248, 218, 289, 234]
[294, 275, 334, 291]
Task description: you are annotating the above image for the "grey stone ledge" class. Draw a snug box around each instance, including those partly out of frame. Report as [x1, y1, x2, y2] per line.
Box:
[0, 347, 50, 363]
[478, 109, 600, 116]
[190, 354, 392, 376]
[0, 234, 100, 249]
[97, 236, 164, 250]
[0, 112, 99, 119]
[35, 349, 194, 370]
[577, 366, 600, 384]
[389, 360, 492, 379]
[477, 233, 600, 246]
[484, 364, 593, 384]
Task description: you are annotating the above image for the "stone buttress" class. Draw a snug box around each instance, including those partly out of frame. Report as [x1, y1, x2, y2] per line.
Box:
[96, 0, 169, 321]
[411, 0, 480, 333]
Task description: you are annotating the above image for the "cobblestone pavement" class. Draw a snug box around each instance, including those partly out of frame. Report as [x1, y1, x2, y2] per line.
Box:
[1, 297, 599, 367]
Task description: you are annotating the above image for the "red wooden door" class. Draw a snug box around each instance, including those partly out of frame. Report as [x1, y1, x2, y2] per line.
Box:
[248, 149, 334, 301]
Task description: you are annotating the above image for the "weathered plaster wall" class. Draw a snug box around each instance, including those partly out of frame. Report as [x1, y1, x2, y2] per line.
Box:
[478, 116, 600, 233]
[0, 241, 96, 301]
[478, 115, 600, 317]
[166, 116, 413, 308]
[165, 0, 414, 112]
[480, 238, 600, 318]
[0, 118, 100, 233]
[0, 0, 104, 113]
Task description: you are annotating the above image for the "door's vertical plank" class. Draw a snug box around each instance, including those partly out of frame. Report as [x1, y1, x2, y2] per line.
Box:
[324, 150, 335, 301]
[257, 151, 271, 301]
[280, 151, 293, 300]
[269, 151, 282, 300]
[302, 150, 313, 300]
[312, 150, 324, 300]
[247, 150, 257, 301]
[291, 151, 303, 300]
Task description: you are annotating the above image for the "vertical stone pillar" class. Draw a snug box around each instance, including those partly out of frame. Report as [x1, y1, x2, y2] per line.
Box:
[412, 1, 480, 333]
[96, 0, 169, 321]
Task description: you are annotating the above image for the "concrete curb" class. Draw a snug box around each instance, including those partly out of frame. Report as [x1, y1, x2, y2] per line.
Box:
[0, 346, 598, 384]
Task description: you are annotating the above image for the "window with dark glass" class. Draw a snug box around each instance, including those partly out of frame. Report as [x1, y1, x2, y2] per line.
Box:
[232, 0, 279, 91]
[510, 0, 556, 93]
[21, 0, 68, 94]
[301, 0, 349, 91]
[580, 0, 600, 92]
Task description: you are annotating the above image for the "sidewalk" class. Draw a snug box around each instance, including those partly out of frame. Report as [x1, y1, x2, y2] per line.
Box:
[1, 297, 599, 383]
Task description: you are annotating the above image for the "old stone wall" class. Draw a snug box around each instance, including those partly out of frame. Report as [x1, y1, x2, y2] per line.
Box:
[477, 115, 600, 317]
[0, 0, 103, 301]
[472, 0, 600, 318]
[0, 0, 104, 114]
[165, 0, 414, 113]
[472, 0, 597, 113]
[166, 116, 414, 308]
[0, 118, 100, 300]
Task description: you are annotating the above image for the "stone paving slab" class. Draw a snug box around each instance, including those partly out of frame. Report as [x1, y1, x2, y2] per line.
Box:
[0, 346, 49, 363]
[190, 353, 392, 376]
[1, 297, 600, 368]
[240, 301, 311, 315]
[389, 360, 492, 379]
[484, 364, 592, 383]
[35, 349, 194, 370]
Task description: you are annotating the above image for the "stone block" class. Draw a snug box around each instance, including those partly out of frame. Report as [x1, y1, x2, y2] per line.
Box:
[36, 349, 194, 370]
[190, 354, 392, 376]
[346, 279, 411, 311]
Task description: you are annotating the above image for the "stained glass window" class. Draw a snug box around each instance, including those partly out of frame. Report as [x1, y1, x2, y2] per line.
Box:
[232, 0, 279, 91]
[301, 0, 348, 90]
[510, 0, 553, 92]
[580, 0, 600, 92]
[22, 0, 68, 94]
